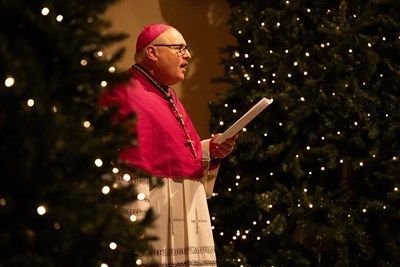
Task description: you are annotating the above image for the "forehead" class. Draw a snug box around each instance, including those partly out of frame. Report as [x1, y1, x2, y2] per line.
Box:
[155, 28, 186, 44]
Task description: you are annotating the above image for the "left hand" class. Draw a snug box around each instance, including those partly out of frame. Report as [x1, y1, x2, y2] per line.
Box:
[210, 133, 238, 159]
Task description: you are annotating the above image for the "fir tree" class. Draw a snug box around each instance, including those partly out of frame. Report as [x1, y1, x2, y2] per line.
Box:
[210, 0, 400, 266]
[0, 1, 153, 266]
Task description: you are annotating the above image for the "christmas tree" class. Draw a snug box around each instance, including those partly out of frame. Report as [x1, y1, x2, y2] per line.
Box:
[209, 0, 400, 266]
[0, 1, 153, 266]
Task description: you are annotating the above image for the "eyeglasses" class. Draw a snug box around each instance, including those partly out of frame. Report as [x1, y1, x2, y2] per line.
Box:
[153, 44, 191, 54]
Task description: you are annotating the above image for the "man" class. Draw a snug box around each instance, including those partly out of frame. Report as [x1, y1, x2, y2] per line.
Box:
[101, 24, 236, 266]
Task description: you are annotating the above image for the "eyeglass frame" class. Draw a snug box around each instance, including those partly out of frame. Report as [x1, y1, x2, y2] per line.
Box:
[152, 44, 191, 54]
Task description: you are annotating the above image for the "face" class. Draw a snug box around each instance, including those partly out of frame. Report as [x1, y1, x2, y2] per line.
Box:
[150, 28, 191, 86]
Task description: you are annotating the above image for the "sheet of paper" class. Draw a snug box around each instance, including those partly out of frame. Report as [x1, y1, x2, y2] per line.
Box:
[214, 98, 273, 143]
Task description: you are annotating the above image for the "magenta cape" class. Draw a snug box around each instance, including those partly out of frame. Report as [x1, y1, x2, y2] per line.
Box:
[100, 68, 204, 179]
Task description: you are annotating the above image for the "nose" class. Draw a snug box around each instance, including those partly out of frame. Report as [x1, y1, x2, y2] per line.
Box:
[183, 50, 191, 61]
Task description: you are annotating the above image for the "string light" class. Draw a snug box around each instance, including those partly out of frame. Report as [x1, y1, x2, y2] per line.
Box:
[56, 15, 63, 22]
[83, 121, 91, 128]
[41, 7, 50, 16]
[27, 99, 35, 107]
[37, 205, 47, 215]
[108, 66, 116, 73]
[137, 193, 145, 201]
[0, 198, 6, 206]
[109, 242, 117, 250]
[80, 59, 88, 66]
[130, 215, 137, 222]
[102, 186, 110, 195]
[101, 264, 109, 267]
[112, 167, 119, 173]
[136, 259, 142, 265]
[96, 51, 104, 57]
[101, 81, 107, 87]
[54, 223, 61, 230]
[94, 159, 103, 167]
[5, 77, 15, 87]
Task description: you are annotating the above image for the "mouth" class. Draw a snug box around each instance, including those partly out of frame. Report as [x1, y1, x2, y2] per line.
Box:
[180, 62, 188, 72]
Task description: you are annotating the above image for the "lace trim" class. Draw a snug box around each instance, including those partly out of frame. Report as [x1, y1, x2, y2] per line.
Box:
[147, 246, 215, 256]
[122, 208, 147, 216]
[115, 176, 149, 186]
[144, 260, 217, 267]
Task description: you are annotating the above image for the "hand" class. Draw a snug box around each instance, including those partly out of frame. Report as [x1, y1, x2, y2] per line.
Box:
[210, 133, 238, 159]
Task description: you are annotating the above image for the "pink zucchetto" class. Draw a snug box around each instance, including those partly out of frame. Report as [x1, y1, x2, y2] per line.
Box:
[135, 23, 172, 52]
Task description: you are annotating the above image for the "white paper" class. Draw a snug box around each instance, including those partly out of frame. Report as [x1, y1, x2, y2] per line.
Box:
[214, 98, 273, 143]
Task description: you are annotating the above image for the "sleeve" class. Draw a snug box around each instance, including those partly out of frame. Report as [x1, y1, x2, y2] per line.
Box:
[200, 139, 220, 199]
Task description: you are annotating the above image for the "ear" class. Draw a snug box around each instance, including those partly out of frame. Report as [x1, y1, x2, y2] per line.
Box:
[145, 45, 158, 61]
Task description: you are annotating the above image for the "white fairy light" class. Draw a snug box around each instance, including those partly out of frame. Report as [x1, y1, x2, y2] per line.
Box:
[101, 81, 107, 87]
[276, 22, 281, 27]
[309, 204, 313, 208]
[321, 166, 325, 171]
[236, 175, 240, 180]
[382, 37, 386, 41]
[285, 49, 289, 53]
[269, 50, 273, 54]
[349, 49, 353, 53]
[253, 221, 257, 225]
[94, 159, 103, 167]
[238, 31, 242, 34]
[340, 159, 344, 163]
[368, 43, 372, 47]
[362, 208, 366, 213]
[266, 220, 270, 224]
[354, 121, 358, 126]
[224, 103, 228, 107]
[264, 133, 267, 136]
[5, 77, 15, 87]
[130, 215, 137, 222]
[136, 259, 142, 265]
[219, 121, 224, 125]
[83, 121, 91, 128]
[303, 188, 308, 192]
[255, 177, 259, 181]
[306, 146, 310, 150]
[101, 263, 108, 267]
[294, 61, 298, 66]
[288, 73, 292, 78]
[234, 51, 240, 57]
[309, 171, 312, 175]
[257, 237, 261, 240]
[260, 65, 264, 68]
[108, 66, 116, 73]
[305, 52, 310, 57]
[228, 188, 232, 192]
[37, 205, 47, 215]
[359, 162, 364, 166]
[261, 22, 265, 26]
[137, 193, 145, 201]
[394, 187, 399, 192]
[337, 131, 341, 135]
[122, 173, 131, 182]
[245, 17, 249, 21]
[307, 8, 311, 12]
[247, 39, 252, 43]
[270, 172, 274, 176]
[279, 122, 283, 126]
[220, 232, 224, 236]
[56, 15, 63, 22]
[109, 242, 117, 250]
[300, 97, 305, 101]
[41, 7, 50, 16]
[304, 71, 308, 75]
[232, 109, 237, 113]
[102, 186, 110, 194]
[244, 54, 249, 58]
[27, 99, 35, 107]
[97, 51, 104, 57]
[112, 167, 119, 173]
[80, 59, 87, 66]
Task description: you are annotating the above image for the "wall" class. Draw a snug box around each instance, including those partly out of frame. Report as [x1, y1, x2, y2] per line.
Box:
[104, 0, 235, 138]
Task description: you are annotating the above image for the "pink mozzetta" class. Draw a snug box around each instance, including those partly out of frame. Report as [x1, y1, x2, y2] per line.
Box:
[100, 68, 204, 179]
[135, 23, 172, 52]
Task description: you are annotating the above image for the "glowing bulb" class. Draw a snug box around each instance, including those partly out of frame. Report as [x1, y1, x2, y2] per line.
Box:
[300, 97, 305, 101]
[307, 8, 311, 12]
[123, 174, 131, 181]
[94, 159, 103, 167]
[37, 205, 47, 215]
[247, 39, 252, 43]
[83, 121, 91, 128]
[27, 99, 35, 107]
[362, 208, 366, 213]
[130, 215, 137, 222]
[321, 166, 325, 171]
[394, 187, 399, 192]
[219, 121, 224, 125]
[253, 221, 257, 225]
[102, 186, 110, 194]
[276, 22, 280, 27]
[220, 232, 224, 236]
[349, 49, 353, 53]
[306, 146, 310, 150]
[303, 188, 308, 192]
[261, 22, 265, 26]
[234, 51, 240, 57]
[244, 54, 249, 58]
[340, 159, 344, 163]
[303, 71, 308, 75]
[233, 109, 237, 113]
[359, 162, 364, 166]
[137, 193, 145, 200]
[5, 77, 15, 87]
[109, 242, 117, 250]
[270, 172, 274, 176]
[257, 236, 261, 240]
[56, 15, 63, 22]
[108, 66, 116, 73]
[97, 51, 104, 57]
[228, 188, 231, 191]
[112, 167, 119, 173]
[293, 61, 298, 66]
[266, 220, 270, 224]
[305, 52, 310, 57]
[236, 175, 240, 179]
[309, 204, 313, 208]
[368, 43, 372, 47]
[101, 81, 107, 87]
[41, 7, 50, 16]
[136, 259, 142, 265]
[80, 59, 87, 66]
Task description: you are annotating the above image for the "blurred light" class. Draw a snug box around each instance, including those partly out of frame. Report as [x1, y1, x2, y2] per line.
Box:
[109, 242, 117, 250]
[80, 59, 88, 66]
[101, 81, 107, 87]
[37, 205, 47, 215]
[41, 7, 50, 16]
[95, 159, 103, 167]
[102, 186, 110, 194]
[108, 66, 116, 73]
[112, 167, 119, 173]
[137, 193, 145, 200]
[56, 15, 63, 22]
[123, 174, 131, 181]
[136, 259, 142, 265]
[83, 121, 91, 128]
[27, 99, 35, 107]
[130, 215, 137, 222]
[5, 77, 15, 87]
